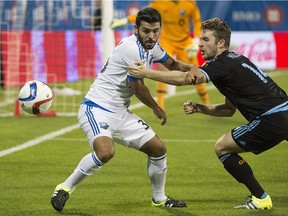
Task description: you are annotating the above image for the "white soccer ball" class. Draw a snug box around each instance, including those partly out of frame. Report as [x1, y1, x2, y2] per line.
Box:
[18, 80, 54, 115]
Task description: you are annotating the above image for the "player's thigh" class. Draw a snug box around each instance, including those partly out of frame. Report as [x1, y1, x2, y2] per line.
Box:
[116, 111, 157, 150]
[232, 112, 288, 155]
[214, 131, 245, 156]
[78, 104, 113, 149]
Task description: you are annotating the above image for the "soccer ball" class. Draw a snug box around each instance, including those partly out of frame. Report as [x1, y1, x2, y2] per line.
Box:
[18, 80, 54, 115]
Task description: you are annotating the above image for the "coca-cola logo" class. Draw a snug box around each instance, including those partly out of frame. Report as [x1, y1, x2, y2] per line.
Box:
[235, 39, 275, 62]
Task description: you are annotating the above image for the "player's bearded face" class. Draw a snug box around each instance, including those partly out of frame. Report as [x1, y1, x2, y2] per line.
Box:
[136, 22, 161, 50]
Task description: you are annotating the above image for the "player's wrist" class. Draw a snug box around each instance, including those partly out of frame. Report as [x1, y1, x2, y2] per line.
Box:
[145, 69, 154, 78]
[194, 103, 201, 113]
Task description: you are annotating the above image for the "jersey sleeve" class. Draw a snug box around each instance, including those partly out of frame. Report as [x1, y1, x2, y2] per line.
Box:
[152, 42, 170, 63]
[199, 59, 227, 83]
[121, 44, 143, 82]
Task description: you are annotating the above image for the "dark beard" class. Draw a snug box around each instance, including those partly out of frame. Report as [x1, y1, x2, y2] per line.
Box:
[137, 34, 156, 50]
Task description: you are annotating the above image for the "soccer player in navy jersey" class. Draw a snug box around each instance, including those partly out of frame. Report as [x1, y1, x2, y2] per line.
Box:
[128, 18, 288, 210]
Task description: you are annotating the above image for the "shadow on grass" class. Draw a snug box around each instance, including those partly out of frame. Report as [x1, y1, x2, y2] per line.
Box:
[163, 207, 197, 216]
[16, 210, 93, 216]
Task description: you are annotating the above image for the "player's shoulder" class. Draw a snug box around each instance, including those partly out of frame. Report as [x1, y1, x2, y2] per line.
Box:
[117, 34, 135, 46]
[216, 51, 241, 62]
[116, 34, 139, 52]
[222, 51, 249, 66]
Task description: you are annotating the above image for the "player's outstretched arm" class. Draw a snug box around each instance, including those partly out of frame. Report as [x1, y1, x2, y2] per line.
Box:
[128, 62, 205, 86]
[183, 98, 236, 117]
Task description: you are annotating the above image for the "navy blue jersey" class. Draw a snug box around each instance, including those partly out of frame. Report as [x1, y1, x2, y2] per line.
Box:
[199, 51, 288, 121]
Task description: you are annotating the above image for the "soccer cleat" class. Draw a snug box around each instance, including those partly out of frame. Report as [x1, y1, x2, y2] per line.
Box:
[152, 197, 187, 208]
[234, 195, 272, 210]
[51, 184, 72, 211]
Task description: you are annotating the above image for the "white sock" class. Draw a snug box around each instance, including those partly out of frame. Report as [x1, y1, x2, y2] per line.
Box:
[62, 152, 104, 191]
[147, 154, 167, 203]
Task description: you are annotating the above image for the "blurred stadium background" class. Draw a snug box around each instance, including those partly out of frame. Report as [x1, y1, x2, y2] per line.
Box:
[1, 1, 288, 215]
[0, 0, 287, 117]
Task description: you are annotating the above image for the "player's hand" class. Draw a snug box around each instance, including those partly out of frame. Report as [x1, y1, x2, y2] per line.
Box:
[184, 72, 196, 85]
[185, 37, 199, 59]
[153, 106, 167, 125]
[127, 61, 147, 78]
[183, 100, 198, 114]
[110, 18, 128, 29]
[184, 70, 204, 85]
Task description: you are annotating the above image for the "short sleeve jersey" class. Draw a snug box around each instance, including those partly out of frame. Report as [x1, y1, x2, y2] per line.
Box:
[85, 34, 169, 111]
[199, 51, 288, 121]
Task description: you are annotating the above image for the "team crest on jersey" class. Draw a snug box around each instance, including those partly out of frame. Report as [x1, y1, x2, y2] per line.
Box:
[99, 122, 109, 130]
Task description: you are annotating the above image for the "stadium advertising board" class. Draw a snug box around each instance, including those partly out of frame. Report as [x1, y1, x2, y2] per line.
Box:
[0, 1, 287, 87]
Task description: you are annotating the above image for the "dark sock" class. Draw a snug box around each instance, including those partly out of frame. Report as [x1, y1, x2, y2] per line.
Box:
[219, 154, 265, 198]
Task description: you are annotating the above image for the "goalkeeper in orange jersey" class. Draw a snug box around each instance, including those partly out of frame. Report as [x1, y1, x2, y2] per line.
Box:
[111, 0, 210, 109]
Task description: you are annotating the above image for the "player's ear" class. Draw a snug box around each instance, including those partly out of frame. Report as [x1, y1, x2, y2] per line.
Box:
[218, 39, 225, 49]
[134, 25, 138, 35]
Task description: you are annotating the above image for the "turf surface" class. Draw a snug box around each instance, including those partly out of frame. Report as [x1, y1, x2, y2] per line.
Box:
[1, 70, 287, 216]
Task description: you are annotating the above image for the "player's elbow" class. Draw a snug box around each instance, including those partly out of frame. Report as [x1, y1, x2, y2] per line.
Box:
[226, 107, 237, 117]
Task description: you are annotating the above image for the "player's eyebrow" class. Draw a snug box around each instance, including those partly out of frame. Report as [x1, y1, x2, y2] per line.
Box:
[142, 27, 160, 31]
[200, 36, 209, 41]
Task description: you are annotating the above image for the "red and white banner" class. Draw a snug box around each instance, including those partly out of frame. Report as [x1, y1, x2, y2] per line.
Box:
[230, 32, 288, 70]
[1, 31, 288, 87]
[198, 31, 288, 70]
[231, 32, 276, 70]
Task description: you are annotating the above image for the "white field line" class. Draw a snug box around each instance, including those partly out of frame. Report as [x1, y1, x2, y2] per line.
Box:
[0, 87, 204, 158]
[0, 71, 285, 157]
[0, 124, 79, 157]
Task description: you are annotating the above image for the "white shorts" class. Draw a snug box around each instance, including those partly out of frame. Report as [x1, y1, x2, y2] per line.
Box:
[78, 103, 156, 150]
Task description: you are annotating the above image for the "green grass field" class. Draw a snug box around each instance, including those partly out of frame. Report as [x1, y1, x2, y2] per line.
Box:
[1, 70, 288, 216]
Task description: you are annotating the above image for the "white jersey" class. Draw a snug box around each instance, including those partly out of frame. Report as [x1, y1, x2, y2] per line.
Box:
[85, 33, 169, 111]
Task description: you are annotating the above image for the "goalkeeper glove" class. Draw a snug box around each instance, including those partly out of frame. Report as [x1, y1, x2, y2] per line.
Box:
[110, 18, 128, 29]
[185, 37, 199, 59]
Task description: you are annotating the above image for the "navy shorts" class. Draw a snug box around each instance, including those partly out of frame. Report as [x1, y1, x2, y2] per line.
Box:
[232, 110, 288, 155]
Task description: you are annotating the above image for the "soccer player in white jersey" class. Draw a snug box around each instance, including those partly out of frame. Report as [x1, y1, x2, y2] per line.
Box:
[51, 8, 194, 212]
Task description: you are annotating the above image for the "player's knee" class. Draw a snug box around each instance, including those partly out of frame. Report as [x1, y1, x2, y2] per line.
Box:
[157, 143, 167, 156]
[93, 137, 115, 163]
[141, 139, 167, 157]
[150, 143, 167, 157]
[214, 133, 232, 156]
[95, 148, 115, 163]
[214, 140, 226, 157]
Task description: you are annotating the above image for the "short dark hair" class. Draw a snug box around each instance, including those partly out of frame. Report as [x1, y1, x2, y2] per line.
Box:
[201, 18, 231, 48]
[135, 7, 162, 27]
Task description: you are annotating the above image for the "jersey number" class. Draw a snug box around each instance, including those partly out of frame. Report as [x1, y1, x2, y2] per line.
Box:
[100, 58, 109, 73]
[138, 120, 149, 130]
